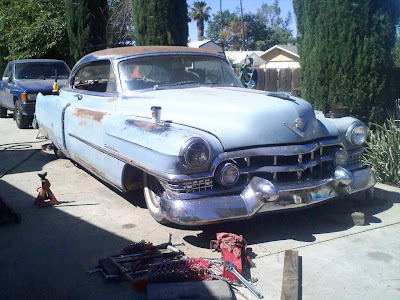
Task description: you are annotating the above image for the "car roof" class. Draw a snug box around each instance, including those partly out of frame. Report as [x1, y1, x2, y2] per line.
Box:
[12, 59, 67, 64]
[76, 46, 224, 65]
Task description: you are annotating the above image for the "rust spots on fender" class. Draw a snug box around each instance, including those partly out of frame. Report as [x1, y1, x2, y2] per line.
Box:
[125, 119, 170, 133]
[73, 108, 106, 122]
[107, 97, 117, 102]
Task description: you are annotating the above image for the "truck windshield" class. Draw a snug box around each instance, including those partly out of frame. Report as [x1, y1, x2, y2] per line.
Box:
[15, 62, 70, 80]
[118, 55, 242, 91]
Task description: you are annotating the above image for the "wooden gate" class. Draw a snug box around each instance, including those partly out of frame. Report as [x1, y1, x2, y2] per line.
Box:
[255, 68, 301, 97]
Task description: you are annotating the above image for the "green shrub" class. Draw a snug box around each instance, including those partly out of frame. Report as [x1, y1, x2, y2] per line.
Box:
[363, 116, 400, 186]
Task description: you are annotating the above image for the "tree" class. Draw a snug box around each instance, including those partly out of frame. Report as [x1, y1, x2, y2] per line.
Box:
[257, 0, 292, 29]
[189, 1, 211, 41]
[0, 0, 69, 69]
[107, 0, 135, 47]
[131, 0, 188, 46]
[65, 0, 108, 63]
[206, 4, 294, 51]
[294, 0, 400, 123]
[206, 10, 238, 49]
[394, 27, 400, 67]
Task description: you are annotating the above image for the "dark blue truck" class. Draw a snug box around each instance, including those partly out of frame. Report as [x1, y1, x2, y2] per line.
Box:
[0, 59, 70, 128]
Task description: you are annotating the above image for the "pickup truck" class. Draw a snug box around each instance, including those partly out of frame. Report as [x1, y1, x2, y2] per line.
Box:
[0, 59, 70, 128]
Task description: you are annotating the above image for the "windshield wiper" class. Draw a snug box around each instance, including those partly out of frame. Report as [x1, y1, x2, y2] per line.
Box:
[154, 81, 196, 90]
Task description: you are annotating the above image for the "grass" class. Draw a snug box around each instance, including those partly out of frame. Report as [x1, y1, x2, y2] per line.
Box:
[363, 115, 400, 186]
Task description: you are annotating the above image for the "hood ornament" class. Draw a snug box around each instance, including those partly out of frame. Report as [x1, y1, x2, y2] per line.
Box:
[284, 118, 308, 138]
[295, 118, 306, 131]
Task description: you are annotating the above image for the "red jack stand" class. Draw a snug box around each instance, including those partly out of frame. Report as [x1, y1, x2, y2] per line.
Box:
[34, 172, 60, 208]
[210, 233, 248, 281]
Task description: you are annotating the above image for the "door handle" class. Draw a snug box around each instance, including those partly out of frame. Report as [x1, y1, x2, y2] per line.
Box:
[74, 94, 83, 100]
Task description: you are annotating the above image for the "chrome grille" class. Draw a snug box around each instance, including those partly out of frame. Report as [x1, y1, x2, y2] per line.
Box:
[219, 139, 343, 184]
[346, 150, 363, 167]
[160, 178, 213, 193]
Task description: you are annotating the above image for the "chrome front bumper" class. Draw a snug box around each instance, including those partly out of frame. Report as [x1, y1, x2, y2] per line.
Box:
[159, 167, 376, 225]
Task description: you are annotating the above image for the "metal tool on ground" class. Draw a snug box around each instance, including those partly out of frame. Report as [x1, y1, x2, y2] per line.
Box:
[224, 260, 263, 299]
[120, 233, 184, 256]
[87, 234, 185, 282]
[34, 172, 60, 208]
[87, 257, 124, 280]
[210, 232, 250, 281]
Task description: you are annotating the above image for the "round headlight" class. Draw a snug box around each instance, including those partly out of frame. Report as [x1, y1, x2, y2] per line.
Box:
[346, 123, 367, 146]
[181, 138, 210, 169]
[335, 149, 348, 166]
[215, 162, 240, 187]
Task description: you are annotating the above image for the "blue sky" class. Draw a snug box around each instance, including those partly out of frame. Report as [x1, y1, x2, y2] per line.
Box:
[187, 0, 297, 42]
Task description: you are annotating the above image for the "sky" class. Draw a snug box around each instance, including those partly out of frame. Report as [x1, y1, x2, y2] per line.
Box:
[187, 0, 297, 42]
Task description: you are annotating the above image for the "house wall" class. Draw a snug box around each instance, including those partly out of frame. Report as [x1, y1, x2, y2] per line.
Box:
[261, 61, 300, 69]
[199, 43, 223, 54]
[260, 48, 300, 69]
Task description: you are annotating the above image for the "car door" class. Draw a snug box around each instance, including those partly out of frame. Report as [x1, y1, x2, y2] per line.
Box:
[1, 63, 15, 109]
[63, 60, 118, 179]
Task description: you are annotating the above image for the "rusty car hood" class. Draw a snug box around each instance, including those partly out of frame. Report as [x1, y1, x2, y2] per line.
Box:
[119, 86, 338, 150]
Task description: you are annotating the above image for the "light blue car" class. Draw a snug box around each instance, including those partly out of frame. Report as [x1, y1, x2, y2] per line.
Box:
[35, 46, 376, 225]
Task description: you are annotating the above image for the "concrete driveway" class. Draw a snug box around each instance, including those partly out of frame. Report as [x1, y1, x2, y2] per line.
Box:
[0, 115, 399, 300]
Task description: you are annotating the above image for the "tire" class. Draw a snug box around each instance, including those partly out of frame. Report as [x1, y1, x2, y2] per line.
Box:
[53, 146, 67, 159]
[14, 103, 31, 129]
[32, 115, 38, 129]
[0, 105, 7, 118]
[143, 174, 170, 224]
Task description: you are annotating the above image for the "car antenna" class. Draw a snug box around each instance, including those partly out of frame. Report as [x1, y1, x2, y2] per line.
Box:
[52, 69, 59, 95]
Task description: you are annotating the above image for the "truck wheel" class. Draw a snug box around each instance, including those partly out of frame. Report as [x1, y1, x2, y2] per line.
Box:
[0, 105, 7, 118]
[32, 115, 38, 129]
[14, 103, 31, 129]
[143, 174, 170, 225]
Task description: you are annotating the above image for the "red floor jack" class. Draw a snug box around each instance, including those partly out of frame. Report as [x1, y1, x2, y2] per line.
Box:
[34, 172, 60, 208]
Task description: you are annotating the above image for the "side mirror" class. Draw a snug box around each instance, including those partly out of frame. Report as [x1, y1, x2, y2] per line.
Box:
[2, 77, 9, 84]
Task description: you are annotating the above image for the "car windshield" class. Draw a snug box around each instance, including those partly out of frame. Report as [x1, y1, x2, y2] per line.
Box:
[118, 54, 242, 91]
[15, 62, 70, 80]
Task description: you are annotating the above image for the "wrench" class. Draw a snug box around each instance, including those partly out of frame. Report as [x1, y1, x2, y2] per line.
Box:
[224, 260, 264, 299]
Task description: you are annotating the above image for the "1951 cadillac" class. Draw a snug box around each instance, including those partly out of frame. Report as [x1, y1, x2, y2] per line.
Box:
[35, 46, 376, 225]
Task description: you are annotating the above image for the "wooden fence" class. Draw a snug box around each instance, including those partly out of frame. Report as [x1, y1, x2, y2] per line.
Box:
[254, 68, 301, 97]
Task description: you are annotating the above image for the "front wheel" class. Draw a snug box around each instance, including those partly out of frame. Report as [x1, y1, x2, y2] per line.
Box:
[143, 174, 170, 224]
[14, 103, 31, 129]
[0, 105, 7, 118]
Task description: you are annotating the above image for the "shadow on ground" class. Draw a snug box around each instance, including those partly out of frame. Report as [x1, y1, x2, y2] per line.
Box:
[181, 194, 397, 249]
[0, 148, 140, 300]
[0, 180, 140, 300]
[0, 140, 54, 177]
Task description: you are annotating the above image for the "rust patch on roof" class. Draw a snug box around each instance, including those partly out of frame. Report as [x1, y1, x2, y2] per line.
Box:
[125, 119, 170, 133]
[72, 108, 106, 122]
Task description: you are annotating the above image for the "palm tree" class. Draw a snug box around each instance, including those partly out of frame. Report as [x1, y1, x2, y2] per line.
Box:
[189, 1, 211, 41]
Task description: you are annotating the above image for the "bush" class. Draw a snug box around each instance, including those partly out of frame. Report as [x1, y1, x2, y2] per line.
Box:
[363, 115, 400, 186]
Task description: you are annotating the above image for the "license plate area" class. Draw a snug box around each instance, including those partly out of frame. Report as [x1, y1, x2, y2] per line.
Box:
[292, 186, 337, 204]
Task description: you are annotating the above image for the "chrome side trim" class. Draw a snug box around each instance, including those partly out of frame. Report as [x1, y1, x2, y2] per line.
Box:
[68, 133, 213, 181]
[61, 103, 71, 152]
